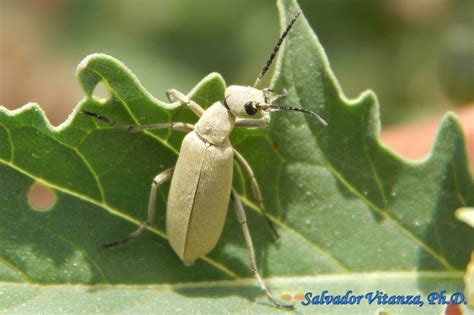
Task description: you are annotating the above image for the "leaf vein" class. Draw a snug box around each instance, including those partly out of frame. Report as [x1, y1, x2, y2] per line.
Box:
[361, 118, 388, 209]
[0, 256, 32, 283]
[24, 220, 110, 284]
[0, 158, 241, 280]
[0, 271, 464, 289]
[451, 160, 467, 206]
[4, 126, 13, 162]
[89, 69, 179, 156]
[240, 196, 349, 272]
[287, 58, 455, 271]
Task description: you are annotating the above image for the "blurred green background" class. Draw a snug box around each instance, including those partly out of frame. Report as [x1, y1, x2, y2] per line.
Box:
[1, 0, 473, 126]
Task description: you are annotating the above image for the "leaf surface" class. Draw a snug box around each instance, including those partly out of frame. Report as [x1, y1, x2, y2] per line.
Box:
[0, 0, 472, 313]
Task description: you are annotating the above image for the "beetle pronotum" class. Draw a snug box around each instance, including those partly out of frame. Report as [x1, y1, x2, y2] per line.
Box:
[82, 11, 326, 308]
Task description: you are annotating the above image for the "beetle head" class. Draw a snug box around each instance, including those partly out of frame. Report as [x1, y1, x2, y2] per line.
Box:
[221, 11, 327, 127]
[224, 85, 266, 118]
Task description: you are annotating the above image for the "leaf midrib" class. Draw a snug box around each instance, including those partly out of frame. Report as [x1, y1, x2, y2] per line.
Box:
[0, 271, 464, 289]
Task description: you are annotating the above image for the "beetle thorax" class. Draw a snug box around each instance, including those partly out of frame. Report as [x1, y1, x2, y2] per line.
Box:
[195, 102, 236, 146]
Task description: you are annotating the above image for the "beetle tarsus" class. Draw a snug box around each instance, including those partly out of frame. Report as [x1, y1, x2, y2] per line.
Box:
[231, 189, 294, 309]
[265, 292, 294, 309]
[100, 223, 149, 249]
[99, 238, 130, 249]
[253, 268, 294, 309]
[268, 221, 280, 242]
[80, 110, 134, 131]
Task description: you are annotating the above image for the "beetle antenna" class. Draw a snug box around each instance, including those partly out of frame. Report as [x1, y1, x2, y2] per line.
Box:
[253, 11, 301, 88]
[256, 103, 328, 126]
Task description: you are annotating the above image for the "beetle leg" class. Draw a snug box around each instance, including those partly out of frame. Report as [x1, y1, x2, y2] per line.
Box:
[101, 168, 174, 249]
[166, 89, 205, 117]
[270, 88, 288, 103]
[235, 111, 271, 128]
[235, 89, 289, 128]
[262, 88, 288, 103]
[233, 149, 279, 241]
[81, 110, 194, 133]
[127, 122, 194, 133]
[231, 189, 294, 309]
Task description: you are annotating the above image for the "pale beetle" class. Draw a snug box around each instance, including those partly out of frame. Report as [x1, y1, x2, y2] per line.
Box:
[82, 11, 326, 308]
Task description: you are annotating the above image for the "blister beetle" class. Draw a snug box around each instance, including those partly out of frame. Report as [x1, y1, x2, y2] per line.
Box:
[82, 11, 326, 308]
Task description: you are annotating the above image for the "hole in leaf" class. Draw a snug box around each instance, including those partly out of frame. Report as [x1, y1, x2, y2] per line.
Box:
[92, 81, 110, 102]
[28, 182, 56, 212]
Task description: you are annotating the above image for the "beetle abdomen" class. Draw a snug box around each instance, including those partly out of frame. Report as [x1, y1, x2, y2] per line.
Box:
[166, 131, 233, 265]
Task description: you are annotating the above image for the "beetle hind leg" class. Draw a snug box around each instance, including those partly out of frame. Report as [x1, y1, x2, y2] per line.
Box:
[233, 149, 280, 241]
[231, 189, 294, 309]
[100, 168, 174, 249]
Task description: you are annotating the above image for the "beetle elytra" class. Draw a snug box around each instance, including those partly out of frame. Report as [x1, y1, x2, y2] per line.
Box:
[82, 11, 326, 309]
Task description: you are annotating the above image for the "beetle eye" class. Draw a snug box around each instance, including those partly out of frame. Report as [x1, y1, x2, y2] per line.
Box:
[244, 101, 258, 115]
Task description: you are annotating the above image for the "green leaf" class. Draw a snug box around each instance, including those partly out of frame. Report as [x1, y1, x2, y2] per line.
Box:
[1, 0, 473, 313]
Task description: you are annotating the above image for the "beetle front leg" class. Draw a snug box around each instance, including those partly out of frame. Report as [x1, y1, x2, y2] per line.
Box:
[81, 110, 194, 133]
[166, 89, 205, 118]
[269, 89, 288, 103]
[231, 189, 294, 309]
[235, 111, 270, 128]
[263, 88, 288, 103]
[101, 167, 174, 249]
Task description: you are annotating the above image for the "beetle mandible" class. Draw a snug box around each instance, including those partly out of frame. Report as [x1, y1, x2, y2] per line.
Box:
[82, 11, 327, 309]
